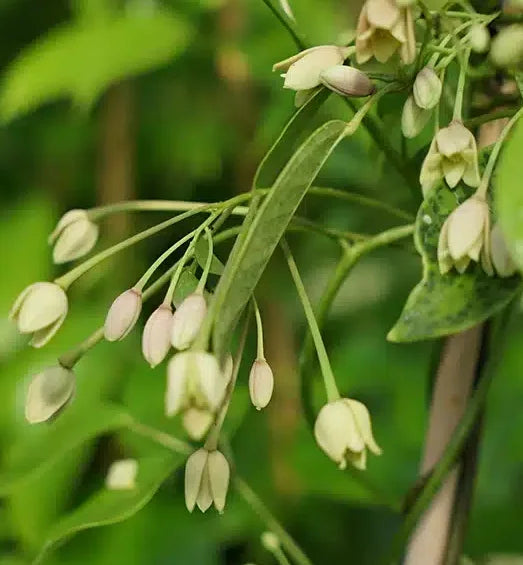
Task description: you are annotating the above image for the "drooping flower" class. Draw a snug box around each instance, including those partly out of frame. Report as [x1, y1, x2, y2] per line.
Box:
[437, 195, 492, 275]
[184, 448, 230, 513]
[171, 292, 207, 350]
[356, 0, 416, 65]
[420, 121, 480, 196]
[142, 304, 173, 367]
[104, 288, 142, 342]
[314, 398, 382, 470]
[25, 365, 75, 423]
[48, 209, 99, 264]
[10, 282, 68, 347]
[248, 359, 274, 410]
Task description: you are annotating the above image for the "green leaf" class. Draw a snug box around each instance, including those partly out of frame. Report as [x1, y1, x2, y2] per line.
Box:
[388, 185, 521, 342]
[212, 119, 348, 357]
[0, 10, 191, 122]
[36, 453, 183, 562]
[195, 238, 225, 275]
[0, 404, 130, 496]
[496, 115, 523, 270]
[172, 269, 199, 307]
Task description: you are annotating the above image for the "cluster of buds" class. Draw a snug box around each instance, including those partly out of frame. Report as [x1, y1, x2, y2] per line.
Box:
[273, 45, 375, 107]
[355, 0, 416, 65]
[420, 121, 481, 197]
[314, 398, 382, 470]
[402, 66, 442, 139]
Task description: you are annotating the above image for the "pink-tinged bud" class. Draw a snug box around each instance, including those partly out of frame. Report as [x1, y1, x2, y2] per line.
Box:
[171, 292, 207, 350]
[319, 65, 375, 97]
[9, 282, 68, 348]
[248, 359, 274, 410]
[48, 209, 99, 264]
[25, 365, 75, 423]
[104, 289, 142, 342]
[142, 305, 173, 367]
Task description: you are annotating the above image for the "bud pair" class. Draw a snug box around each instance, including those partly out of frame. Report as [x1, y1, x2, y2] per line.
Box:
[356, 0, 416, 65]
[437, 195, 492, 275]
[314, 398, 382, 470]
[10, 282, 68, 348]
[49, 210, 98, 264]
[25, 365, 75, 423]
[185, 448, 230, 513]
[419, 121, 480, 196]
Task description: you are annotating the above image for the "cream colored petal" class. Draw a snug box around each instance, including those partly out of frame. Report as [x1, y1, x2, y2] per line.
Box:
[185, 449, 208, 512]
[462, 157, 481, 188]
[366, 0, 400, 30]
[346, 449, 367, 471]
[171, 293, 207, 351]
[420, 139, 443, 196]
[372, 32, 400, 63]
[442, 158, 466, 188]
[190, 352, 225, 411]
[166, 353, 190, 416]
[400, 7, 416, 64]
[53, 221, 99, 264]
[182, 407, 213, 440]
[208, 450, 230, 513]
[436, 122, 474, 157]
[273, 45, 343, 72]
[196, 465, 213, 513]
[447, 198, 487, 261]
[284, 48, 345, 91]
[344, 399, 382, 456]
[17, 283, 67, 334]
[467, 231, 484, 262]
[29, 312, 67, 348]
[48, 209, 87, 244]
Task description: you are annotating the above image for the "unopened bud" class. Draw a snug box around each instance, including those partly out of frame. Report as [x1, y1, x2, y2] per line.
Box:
[401, 95, 431, 138]
[171, 292, 207, 350]
[491, 24, 523, 68]
[104, 288, 142, 342]
[469, 24, 490, 54]
[185, 448, 230, 513]
[490, 223, 517, 278]
[48, 210, 99, 264]
[319, 65, 375, 97]
[142, 304, 173, 367]
[25, 365, 75, 423]
[248, 359, 274, 410]
[10, 282, 68, 348]
[105, 459, 138, 490]
[413, 67, 442, 110]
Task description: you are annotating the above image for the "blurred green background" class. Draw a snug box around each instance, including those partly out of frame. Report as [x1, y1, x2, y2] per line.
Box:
[1, 1, 523, 564]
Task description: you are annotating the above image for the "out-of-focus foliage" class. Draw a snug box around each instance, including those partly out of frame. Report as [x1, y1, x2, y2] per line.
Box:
[1, 1, 523, 564]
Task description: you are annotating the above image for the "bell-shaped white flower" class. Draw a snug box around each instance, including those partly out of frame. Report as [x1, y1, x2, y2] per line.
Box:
[184, 448, 230, 513]
[165, 351, 228, 416]
[437, 195, 492, 275]
[273, 45, 350, 91]
[314, 398, 382, 470]
[489, 223, 517, 278]
[48, 209, 99, 264]
[104, 288, 142, 342]
[401, 95, 431, 138]
[319, 65, 375, 97]
[182, 407, 214, 440]
[25, 365, 75, 423]
[171, 292, 207, 351]
[420, 121, 480, 196]
[10, 282, 68, 348]
[248, 359, 274, 410]
[356, 0, 416, 65]
[105, 459, 138, 490]
[142, 304, 173, 367]
[413, 67, 442, 110]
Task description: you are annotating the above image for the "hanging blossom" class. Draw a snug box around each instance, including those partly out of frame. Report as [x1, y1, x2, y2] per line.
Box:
[356, 0, 416, 65]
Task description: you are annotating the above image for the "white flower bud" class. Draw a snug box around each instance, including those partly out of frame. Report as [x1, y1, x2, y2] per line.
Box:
[273, 45, 349, 91]
[314, 398, 381, 470]
[319, 65, 375, 97]
[248, 359, 274, 410]
[490, 223, 517, 278]
[491, 24, 523, 68]
[182, 407, 214, 440]
[438, 196, 492, 275]
[104, 288, 142, 342]
[25, 365, 75, 423]
[420, 121, 480, 195]
[171, 292, 207, 350]
[105, 459, 138, 490]
[165, 351, 228, 416]
[142, 304, 173, 367]
[9, 282, 68, 348]
[469, 24, 490, 54]
[401, 95, 431, 138]
[184, 448, 230, 513]
[48, 210, 99, 264]
[413, 67, 442, 110]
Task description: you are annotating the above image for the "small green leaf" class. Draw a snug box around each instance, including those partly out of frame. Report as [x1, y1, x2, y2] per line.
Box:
[0, 404, 130, 496]
[36, 453, 183, 561]
[212, 119, 348, 357]
[0, 10, 191, 122]
[195, 238, 225, 275]
[496, 115, 523, 270]
[388, 185, 520, 342]
[172, 269, 199, 307]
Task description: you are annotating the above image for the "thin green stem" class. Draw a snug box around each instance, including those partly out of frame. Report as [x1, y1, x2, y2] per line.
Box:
[197, 227, 214, 294]
[128, 419, 192, 455]
[453, 48, 470, 121]
[476, 106, 523, 199]
[235, 477, 314, 565]
[253, 298, 265, 359]
[260, 0, 306, 50]
[269, 546, 293, 565]
[281, 239, 340, 402]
